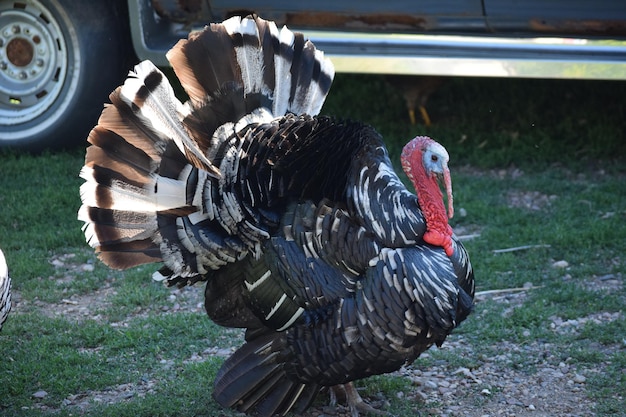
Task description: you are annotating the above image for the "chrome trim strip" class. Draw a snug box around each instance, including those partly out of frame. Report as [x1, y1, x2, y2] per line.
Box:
[305, 31, 626, 80]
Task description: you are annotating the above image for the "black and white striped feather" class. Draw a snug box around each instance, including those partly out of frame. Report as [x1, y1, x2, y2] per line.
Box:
[0, 249, 11, 331]
[78, 15, 474, 417]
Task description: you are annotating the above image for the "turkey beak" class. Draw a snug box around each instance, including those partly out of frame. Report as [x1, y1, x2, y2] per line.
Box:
[440, 165, 454, 219]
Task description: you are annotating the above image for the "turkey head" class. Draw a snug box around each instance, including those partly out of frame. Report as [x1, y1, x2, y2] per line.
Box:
[401, 136, 454, 256]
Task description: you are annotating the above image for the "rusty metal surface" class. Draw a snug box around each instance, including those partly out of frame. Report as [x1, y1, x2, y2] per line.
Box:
[527, 19, 626, 37]
[283, 12, 432, 31]
[483, 0, 626, 37]
[207, 0, 483, 32]
[6, 38, 34, 67]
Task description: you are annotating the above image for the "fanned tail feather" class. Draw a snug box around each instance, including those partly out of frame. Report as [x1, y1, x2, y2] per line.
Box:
[119, 61, 220, 177]
[167, 15, 334, 117]
[167, 15, 334, 153]
[78, 62, 206, 269]
[79, 15, 335, 278]
[213, 332, 320, 417]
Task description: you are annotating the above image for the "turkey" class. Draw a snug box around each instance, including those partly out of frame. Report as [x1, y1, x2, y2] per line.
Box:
[385, 75, 445, 126]
[78, 15, 474, 417]
[0, 249, 11, 331]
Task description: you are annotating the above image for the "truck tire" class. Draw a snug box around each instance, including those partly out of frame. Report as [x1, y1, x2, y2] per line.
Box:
[0, 0, 133, 150]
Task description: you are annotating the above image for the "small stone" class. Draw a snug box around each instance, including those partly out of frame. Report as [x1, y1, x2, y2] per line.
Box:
[552, 260, 569, 268]
[481, 388, 491, 396]
[573, 374, 586, 383]
[32, 390, 48, 399]
[426, 380, 438, 389]
[506, 397, 523, 406]
[528, 404, 536, 411]
[81, 263, 95, 272]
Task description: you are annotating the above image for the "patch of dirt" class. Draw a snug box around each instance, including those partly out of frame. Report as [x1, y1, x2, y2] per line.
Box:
[13, 252, 206, 324]
[549, 311, 623, 336]
[403, 340, 599, 417]
[61, 379, 159, 411]
[583, 273, 623, 293]
[456, 165, 526, 180]
[298, 335, 601, 417]
[506, 190, 557, 211]
[21, 286, 118, 322]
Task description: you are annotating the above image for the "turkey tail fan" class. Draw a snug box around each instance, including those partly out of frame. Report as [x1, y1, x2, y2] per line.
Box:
[80, 15, 335, 276]
[0, 249, 11, 330]
[78, 61, 214, 270]
[166, 15, 335, 153]
[213, 332, 320, 417]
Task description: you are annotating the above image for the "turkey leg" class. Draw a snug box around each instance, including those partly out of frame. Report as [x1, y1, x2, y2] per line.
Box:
[331, 382, 386, 417]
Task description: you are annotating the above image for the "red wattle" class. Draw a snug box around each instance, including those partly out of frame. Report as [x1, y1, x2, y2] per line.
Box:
[424, 230, 454, 257]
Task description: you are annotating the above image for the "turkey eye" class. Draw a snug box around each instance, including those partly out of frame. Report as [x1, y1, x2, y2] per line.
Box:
[431, 155, 438, 162]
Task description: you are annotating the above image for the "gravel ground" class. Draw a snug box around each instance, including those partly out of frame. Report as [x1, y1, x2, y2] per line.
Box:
[13, 253, 623, 416]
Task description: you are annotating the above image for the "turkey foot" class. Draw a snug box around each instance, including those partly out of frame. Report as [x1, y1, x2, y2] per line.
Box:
[330, 383, 386, 417]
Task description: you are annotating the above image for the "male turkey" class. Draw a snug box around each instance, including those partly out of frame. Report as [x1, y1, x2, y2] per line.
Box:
[0, 249, 11, 331]
[78, 15, 474, 417]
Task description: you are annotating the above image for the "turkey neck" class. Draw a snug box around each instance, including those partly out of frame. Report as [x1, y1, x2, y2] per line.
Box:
[343, 128, 428, 247]
[407, 156, 453, 252]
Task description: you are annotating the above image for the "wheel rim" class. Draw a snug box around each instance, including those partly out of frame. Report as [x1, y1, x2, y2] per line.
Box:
[0, 0, 68, 126]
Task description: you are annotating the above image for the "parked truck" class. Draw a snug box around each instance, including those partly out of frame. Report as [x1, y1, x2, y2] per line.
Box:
[1, 0, 625, 150]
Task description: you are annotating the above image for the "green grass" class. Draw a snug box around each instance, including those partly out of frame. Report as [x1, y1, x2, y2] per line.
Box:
[0, 75, 625, 416]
